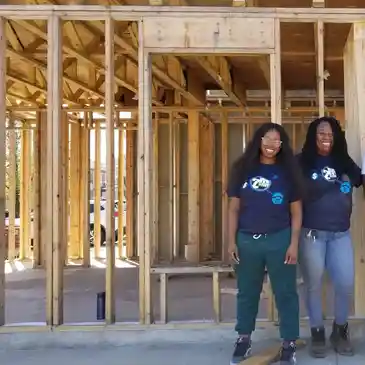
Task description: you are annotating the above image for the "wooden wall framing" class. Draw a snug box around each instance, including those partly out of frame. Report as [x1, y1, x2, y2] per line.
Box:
[0, 5, 364, 328]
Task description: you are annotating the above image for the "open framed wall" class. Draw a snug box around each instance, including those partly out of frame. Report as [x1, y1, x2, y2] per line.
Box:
[0, 4, 364, 330]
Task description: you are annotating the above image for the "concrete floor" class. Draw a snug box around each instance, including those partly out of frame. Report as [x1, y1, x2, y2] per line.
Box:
[1, 326, 365, 365]
[4, 255, 343, 324]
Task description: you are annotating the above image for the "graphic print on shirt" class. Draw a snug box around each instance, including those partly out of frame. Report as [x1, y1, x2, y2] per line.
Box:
[242, 175, 284, 205]
[311, 166, 351, 194]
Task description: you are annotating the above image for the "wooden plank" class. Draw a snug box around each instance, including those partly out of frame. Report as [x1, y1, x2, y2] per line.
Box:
[268, 18, 282, 322]
[153, 115, 160, 262]
[344, 24, 365, 317]
[40, 111, 48, 268]
[126, 130, 135, 259]
[0, 16, 6, 326]
[32, 115, 41, 267]
[105, 16, 116, 325]
[172, 114, 180, 259]
[221, 112, 228, 264]
[69, 122, 81, 259]
[186, 111, 199, 263]
[117, 121, 125, 259]
[94, 120, 101, 257]
[199, 117, 214, 261]
[159, 273, 168, 323]
[80, 113, 90, 267]
[212, 271, 221, 323]
[62, 113, 69, 266]
[47, 14, 64, 326]
[151, 266, 233, 274]
[7, 120, 16, 261]
[138, 19, 153, 324]
[19, 128, 31, 260]
[270, 18, 282, 125]
[142, 17, 275, 50]
[168, 113, 174, 262]
[315, 21, 325, 117]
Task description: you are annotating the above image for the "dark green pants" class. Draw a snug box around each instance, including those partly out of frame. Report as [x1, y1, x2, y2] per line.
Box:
[235, 228, 299, 340]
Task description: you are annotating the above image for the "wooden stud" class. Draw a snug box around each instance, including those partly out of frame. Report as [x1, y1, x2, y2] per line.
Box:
[126, 130, 135, 259]
[0, 16, 6, 326]
[315, 21, 325, 117]
[152, 113, 159, 263]
[186, 111, 199, 263]
[138, 19, 153, 324]
[270, 19, 282, 125]
[199, 117, 214, 261]
[212, 271, 221, 323]
[47, 14, 64, 326]
[19, 128, 31, 260]
[62, 113, 69, 266]
[40, 111, 48, 268]
[344, 24, 365, 317]
[314, 19, 327, 317]
[94, 120, 101, 257]
[80, 113, 90, 267]
[117, 116, 125, 259]
[159, 273, 168, 323]
[32, 114, 41, 267]
[7, 118, 16, 261]
[168, 113, 174, 262]
[268, 18, 282, 322]
[69, 122, 81, 259]
[105, 16, 116, 325]
[221, 112, 229, 263]
[172, 113, 180, 259]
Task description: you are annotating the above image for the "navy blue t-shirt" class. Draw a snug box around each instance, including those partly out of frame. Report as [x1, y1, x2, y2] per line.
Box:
[299, 154, 362, 232]
[227, 163, 299, 234]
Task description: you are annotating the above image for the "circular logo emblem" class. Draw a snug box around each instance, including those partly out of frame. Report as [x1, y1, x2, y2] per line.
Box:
[321, 166, 337, 182]
[249, 176, 272, 192]
[340, 181, 351, 194]
[272, 192, 284, 205]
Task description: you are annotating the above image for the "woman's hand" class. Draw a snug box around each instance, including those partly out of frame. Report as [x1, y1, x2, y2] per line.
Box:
[228, 243, 239, 264]
[285, 243, 298, 265]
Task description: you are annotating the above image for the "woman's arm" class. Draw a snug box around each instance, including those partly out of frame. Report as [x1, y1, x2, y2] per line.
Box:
[290, 200, 302, 248]
[228, 197, 240, 262]
[285, 200, 302, 265]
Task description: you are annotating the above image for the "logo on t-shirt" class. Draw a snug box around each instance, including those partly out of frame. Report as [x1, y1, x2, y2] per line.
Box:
[311, 165, 351, 195]
[321, 166, 337, 182]
[249, 176, 272, 191]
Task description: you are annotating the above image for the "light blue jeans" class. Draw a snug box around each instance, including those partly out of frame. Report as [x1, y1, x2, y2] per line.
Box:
[299, 228, 354, 328]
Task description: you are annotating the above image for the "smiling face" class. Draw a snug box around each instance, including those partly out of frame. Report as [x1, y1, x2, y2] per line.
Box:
[260, 129, 282, 163]
[316, 121, 333, 155]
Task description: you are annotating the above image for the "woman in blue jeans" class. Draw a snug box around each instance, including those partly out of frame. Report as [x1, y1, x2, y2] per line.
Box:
[297, 116, 362, 358]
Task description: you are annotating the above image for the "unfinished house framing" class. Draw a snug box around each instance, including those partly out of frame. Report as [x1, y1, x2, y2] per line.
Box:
[0, 0, 364, 330]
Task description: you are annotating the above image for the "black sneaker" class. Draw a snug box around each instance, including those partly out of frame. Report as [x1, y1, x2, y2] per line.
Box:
[272, 341, 297, 365]
[230, 336, 252, 364]
[330, 322, 354, 356]
[310, 327, 326, 358]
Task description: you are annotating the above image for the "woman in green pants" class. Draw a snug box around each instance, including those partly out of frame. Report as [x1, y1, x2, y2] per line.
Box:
[227, 122, 303, 365]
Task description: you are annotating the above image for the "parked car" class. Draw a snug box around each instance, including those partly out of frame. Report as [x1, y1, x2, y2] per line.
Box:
[4, 200, 126, 250]
[89, 199, 126, 247]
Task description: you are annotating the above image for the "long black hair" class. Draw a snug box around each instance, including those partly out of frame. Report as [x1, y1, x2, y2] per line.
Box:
[228, 122, 303, 196]
[300, 116, 354, 177]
